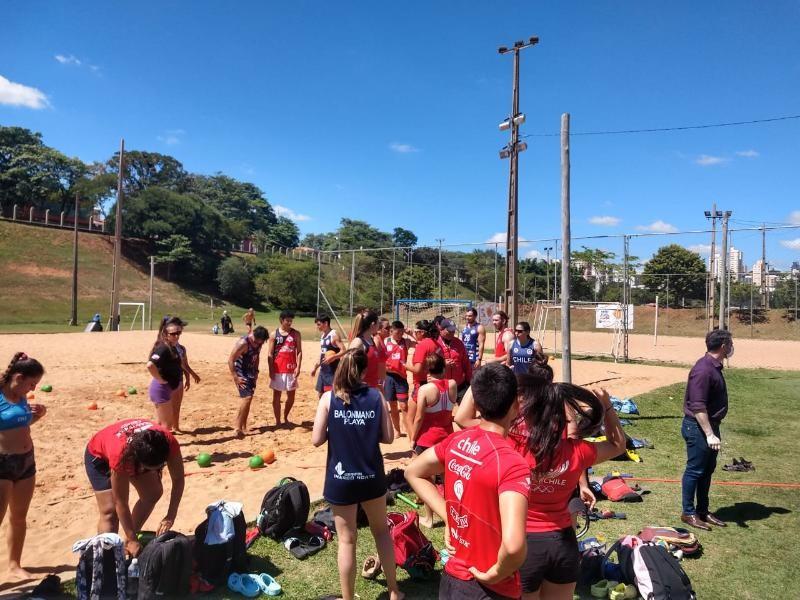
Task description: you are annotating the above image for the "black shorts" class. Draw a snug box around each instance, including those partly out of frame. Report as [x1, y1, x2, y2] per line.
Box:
[456, 382, 469, 404]
[413, 445, 429, 456]
[383, 373, 409, 402]
[520, 527, 579, 592]
[84, 447, 112, 491]
[0, 450, 36, 482]
[439, 572, 516, 600]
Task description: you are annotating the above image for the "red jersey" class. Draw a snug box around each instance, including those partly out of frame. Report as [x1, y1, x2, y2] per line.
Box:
[273, 328, 299, 373]
[384, 337, 408, 377]
[411, 337, 441, 385]
[87, 419, 180, 475]
[436, 336, 472, 387]
[361, 336, 386, 388]
[416, 379, 454, 448]
[434, 427, 530, 599]
[509, 419, 598, 532]
[495, 327, 513, 358]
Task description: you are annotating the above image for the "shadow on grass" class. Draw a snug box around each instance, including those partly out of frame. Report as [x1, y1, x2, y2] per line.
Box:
[629, 415, 683, 420]
[714, 502, 792, 528]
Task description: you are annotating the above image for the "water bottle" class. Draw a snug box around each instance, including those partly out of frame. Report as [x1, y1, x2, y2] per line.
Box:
[127, 558, 139, 599]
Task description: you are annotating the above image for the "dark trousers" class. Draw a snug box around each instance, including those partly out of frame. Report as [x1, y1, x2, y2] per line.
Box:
[681, 416, 720, 515]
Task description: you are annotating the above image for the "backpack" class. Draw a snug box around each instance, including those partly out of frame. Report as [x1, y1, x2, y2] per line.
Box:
[386, 511, 438, 579]
[602, 536, 639, 584]
[601, 476, 644, 502]
[257, 477, 310, 539]
[194, 511, 248, 585]
[74, 536, 126, 600]
[632, 542, 697, 600]
[136, 531, 192, 599]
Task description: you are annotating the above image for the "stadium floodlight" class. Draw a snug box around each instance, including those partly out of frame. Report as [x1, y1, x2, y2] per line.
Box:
[704, 211, 711, 217]
[499, 118, 511, 131]
[517, 141, 528, 152]
[499, 146, 511, 159]
[513, 113, 526, 126]
[529, 36, 540, 45]
[514, 40, 524, 47]
[498, 46, 509, 54]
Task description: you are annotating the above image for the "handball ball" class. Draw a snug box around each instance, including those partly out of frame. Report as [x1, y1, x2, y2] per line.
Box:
[197, 453, 212, 468]
[249, 455, 265, 469]
[260, 449, 276, 464]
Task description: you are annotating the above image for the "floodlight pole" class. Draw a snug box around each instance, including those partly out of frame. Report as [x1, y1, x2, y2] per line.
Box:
[69, 192, 79, 326]
[719, 211, 732, 330]
[108, 139, 124, 332]
[704, 204, 721, 331]
[560, 113, 572, 382]
[499, 36, 538, 327]
[436, 238, 444, 300]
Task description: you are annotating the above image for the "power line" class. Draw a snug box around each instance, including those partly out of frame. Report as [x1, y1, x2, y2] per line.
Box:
[521, 113, 800, 138]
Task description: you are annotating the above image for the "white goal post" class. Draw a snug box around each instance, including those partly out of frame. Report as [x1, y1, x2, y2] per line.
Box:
[394, 298, 473, 327]
[117, 302, 146, 331]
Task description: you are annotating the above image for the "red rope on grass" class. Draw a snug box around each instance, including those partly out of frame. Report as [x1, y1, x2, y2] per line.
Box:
[627, 476, 800, 489]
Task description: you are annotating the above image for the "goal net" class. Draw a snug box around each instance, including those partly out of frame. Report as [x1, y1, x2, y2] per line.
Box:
[116, 302, 147, 331]
[394, 299, 473, 327]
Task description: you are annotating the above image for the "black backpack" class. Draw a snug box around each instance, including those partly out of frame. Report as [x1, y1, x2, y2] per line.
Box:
[632, 542, 696, 600]
[257, 477, 310, 539]
[136, 531, 192, 599]
[602, 538, 637, 584]
[194, 511, 248, 585]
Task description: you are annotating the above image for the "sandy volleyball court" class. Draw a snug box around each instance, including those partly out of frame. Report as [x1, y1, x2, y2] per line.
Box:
[0, 328, 779, 593]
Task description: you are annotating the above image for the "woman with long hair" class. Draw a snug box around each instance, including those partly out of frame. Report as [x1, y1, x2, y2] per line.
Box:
[348, 310, 386, 390]
[311, 349, 403, 600]
[84, 419, 185, 558]
[146, 316, 185, 431]
[0, 353, 46, 578]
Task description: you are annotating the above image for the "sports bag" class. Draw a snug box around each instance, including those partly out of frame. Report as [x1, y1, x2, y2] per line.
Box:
[137, 531, 192, 599]
[632, 542, 696, 599]
[602, 536, 639, 584]
[257, 477, 310, 539]
[194, 512, 248, 585]
[73, 534, 126, 600]
[602, 476, 644, 502]
[386, 511, 438, 579]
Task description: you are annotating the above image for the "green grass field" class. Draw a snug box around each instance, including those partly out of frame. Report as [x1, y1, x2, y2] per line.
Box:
[57, 367, 799, 599]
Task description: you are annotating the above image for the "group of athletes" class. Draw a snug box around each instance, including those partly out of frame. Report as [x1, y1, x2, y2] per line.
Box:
[0, 306, 626, 600]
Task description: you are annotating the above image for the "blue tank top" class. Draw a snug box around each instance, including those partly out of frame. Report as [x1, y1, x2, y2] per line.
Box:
[510, 337, 535, 374]
[234, 336, 261, 377]
[461, 324, 480, 363]
[319, 329, 340, 377]
[0, 392, 32, 430]
[323, 386, 387, 505]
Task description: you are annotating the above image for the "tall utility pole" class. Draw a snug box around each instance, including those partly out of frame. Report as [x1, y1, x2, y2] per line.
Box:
[108, 139, 125, 332]
[436, 238, 444, 299]
[380, 263, 385, 315]
[719, 211, 732, 329]
[560, 113, 572, 382]
[544, 246, 553, 301]
[69, 193, 80, 326]
[761, 223, 768, 309]
[704, 204, 722, 331]
[498, 36, 539, 326]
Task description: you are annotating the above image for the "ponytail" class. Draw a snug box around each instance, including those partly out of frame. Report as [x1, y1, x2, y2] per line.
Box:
[0, 352, 45, 386]
[332, 348, 368, 405]
[415, 319, 439, 341]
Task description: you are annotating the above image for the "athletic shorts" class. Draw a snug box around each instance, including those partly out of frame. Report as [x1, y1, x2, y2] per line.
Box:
[149, 379, 178, 404]
[84, 447, 112, 491]
[438, 572, 516, 600]
[0, 450, 36, 482]
[235, 371, 257, 398]
[413, 445, 429, 456]
[315, 369, 334, 394]
[411, 381, 421, 401]
[384, 373, 409, 402]
[519, 527, 579, 592]
[456, 382, 469, 404]
[270, 373, 298, 392]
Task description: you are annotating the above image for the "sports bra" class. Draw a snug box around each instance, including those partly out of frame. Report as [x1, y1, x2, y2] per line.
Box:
[0, 392, 32, 430]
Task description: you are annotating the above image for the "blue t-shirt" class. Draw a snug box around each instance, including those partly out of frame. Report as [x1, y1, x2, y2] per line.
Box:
[510, 337, 535, 374]
[0, 392, 32, 430]
[323, 385, 387, 505]
[461, 324, 480, 363]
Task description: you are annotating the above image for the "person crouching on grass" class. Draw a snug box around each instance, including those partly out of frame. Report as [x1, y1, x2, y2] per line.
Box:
[146, 316, 186, 432]
[0, 353, 46, 579]
[406, 363, 530, 600]
[408, 353, 456, 528]
[311, 349, 404, 600]
[84, 419, 184, 558]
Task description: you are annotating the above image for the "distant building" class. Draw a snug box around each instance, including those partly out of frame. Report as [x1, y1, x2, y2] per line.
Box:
[710, 246, 744, 281]
[751, 259, 778, 292]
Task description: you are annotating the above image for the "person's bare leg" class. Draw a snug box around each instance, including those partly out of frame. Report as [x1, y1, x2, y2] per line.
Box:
[388, 401, 401, 436]
[272, 390, 282, 427]
[332, 504, 358, 600]
[94, 490, 119, 533]
[235, 395, 253, 437]
[155, 400, 174, 431]
[362, 496, 404, 600]
[172, 387, 184, 432]
[130, 472, 163, 531]
[535, 580, 576, 600]
[284, 390, 296, 424]
[398, 401, 409, 436]
[7, 476, 35, 579]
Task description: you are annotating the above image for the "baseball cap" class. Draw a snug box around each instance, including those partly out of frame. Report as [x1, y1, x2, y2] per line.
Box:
[441, 319, 456, 332]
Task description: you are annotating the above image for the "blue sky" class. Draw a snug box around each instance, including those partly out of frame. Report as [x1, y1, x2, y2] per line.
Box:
[2, 1, 799, 269]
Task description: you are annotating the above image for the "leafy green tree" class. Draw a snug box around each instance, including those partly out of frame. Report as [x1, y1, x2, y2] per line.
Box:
[263, 216, 300, 248]
[216, 257, 253, 302]
[337, 218, 392, 249]
[187, 173, 276, 239]
[393, 227, 417, 248]
[641, 244, 707, 307]
[106, 150, 188, 194]
[394, 265, 436, 299]
[155, 234, 194, 280]
[254, 256, 318, 311]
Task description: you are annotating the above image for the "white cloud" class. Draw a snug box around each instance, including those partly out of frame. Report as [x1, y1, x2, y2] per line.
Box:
[55, 54, 81, 66]
[525, 249, 545, 260]
[788, 211, 800, 225]
[589, 215, 620, 227]
[687, 244, 712, 256]
[486, 232, 506, 245]
[157, 129, 186, 145]
[274, 204, 311, 222]
[695, 154, 729, 166]
[389, 142, 420, 154]
[0, 75, 49, 109]
[636, 220, 678, 233]
[736, 149, 759, 158]
[780, 238, 800, 250]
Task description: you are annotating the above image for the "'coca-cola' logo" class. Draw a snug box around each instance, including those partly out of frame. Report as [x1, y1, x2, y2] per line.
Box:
[448, 459, 473, 480]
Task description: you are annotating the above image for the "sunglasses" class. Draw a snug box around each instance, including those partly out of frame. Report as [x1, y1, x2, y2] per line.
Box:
[166, 331, 182, 337]
[514, 329, 527, 333]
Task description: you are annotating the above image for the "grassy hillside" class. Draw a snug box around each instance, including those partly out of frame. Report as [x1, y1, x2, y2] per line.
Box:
[0, 220, 245, 332]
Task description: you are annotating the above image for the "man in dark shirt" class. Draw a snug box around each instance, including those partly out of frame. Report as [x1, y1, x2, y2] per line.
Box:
[680, 329, 733, 530]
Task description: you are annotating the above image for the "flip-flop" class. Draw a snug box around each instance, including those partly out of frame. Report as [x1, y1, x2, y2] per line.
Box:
[361, 554, 382, 579]
[255, 573, 282, 596]
[285, 535, 326, 559]
[227, 573, 261, 598]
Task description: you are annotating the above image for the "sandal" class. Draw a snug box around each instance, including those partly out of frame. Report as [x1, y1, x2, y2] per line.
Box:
[361, 554, 382, 579]
[255, 573, 283, 596]
[227, 573, 261, 598]
[285, 535, 326, 559]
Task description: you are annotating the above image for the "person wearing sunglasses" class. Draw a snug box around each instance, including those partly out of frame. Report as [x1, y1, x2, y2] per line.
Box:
[506, 322, 543, 375]
[146, 316, 186, 430]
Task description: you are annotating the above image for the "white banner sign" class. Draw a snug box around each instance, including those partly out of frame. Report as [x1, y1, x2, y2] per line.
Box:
[595, 304, 634, 330]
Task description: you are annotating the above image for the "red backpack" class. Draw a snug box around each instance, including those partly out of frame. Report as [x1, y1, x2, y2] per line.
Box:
[601, 476, 644, 502]
[386, 511, 439, 578]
